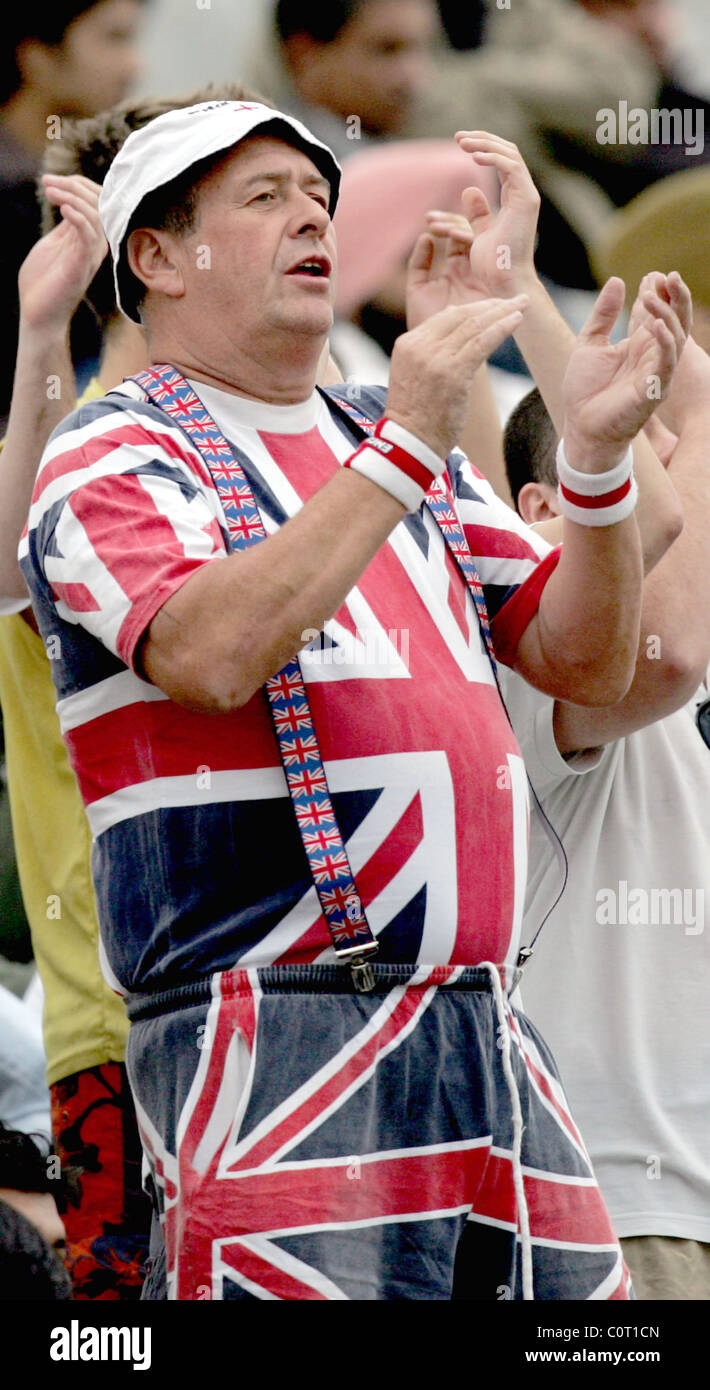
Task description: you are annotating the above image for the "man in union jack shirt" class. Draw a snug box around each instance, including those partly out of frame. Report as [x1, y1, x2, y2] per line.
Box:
[21, 101, 687, 1299]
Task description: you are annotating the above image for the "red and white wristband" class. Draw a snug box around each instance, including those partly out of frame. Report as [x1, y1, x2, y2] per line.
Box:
[556, 440, 638, 526]
[344, 417, 443, 512]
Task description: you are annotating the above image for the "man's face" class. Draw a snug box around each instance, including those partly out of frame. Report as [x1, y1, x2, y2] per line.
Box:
[47, 0, 143, 116]
[168, 136, 338, 346]
[293, 0, 437, 136]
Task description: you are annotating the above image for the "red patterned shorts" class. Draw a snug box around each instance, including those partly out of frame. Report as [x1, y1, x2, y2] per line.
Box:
[51, 1060, 151, 1299]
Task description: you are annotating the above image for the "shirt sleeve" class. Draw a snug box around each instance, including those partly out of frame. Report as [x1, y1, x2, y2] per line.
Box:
[447, 449, 562, 667]
[25, 406, 228, 673]
[489, 544, 562, 667]
[499, 666, 611, 799]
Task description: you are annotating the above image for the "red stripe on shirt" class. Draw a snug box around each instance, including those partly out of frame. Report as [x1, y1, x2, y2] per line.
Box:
[279, 790, 425, 963]
[490, 545, 562, 667]
[462, 523, 545, 564]
[34, 421, 210, 504]
[67, 473, 224, 669]
[50, 581, 100, 612]
[257, 424, 341, 500]
[64, 691, 279, 805]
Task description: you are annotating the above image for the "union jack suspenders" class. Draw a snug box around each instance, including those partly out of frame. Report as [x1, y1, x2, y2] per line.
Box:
[129, 367, 501, 989]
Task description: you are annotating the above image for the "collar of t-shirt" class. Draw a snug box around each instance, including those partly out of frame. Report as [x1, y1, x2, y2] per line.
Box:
[186, 378, 323, 439]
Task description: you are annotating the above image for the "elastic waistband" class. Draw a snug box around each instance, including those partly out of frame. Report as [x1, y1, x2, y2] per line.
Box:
[125, 962, 505, 1022]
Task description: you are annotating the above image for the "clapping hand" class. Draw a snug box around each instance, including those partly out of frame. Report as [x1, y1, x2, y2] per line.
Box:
[406, 212, 478, 329]
[562, 276, 690, 472]
[19, 175, 108, 334]
[453, 131, 541, 302]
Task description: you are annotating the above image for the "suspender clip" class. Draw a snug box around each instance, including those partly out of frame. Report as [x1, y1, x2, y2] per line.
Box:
[350, 956, 377, 993]
[336, 941, 379, 993]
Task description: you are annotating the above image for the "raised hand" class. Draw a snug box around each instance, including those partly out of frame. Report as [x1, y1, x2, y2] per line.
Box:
[18, 175, 108, 334]
[387, 296, 528, 458]
[405, 213, 476, 329]
[627, 271, 710, 440]
[628, 270, 692, 342]
[562, 277, 688, 472]
[627, 272, 694, 463]
[453, 131, 541, 301]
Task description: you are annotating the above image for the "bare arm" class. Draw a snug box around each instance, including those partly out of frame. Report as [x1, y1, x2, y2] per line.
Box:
[451, 132, 686, 572]
[0, 326, 75, 606]
[0, 175, 107, 605]
[509, 283, 659, 707]
[513, 274, 691, 570]
[142, 466, 405, 710]
[554, 339, 710, 750]
[512, 282, 690, 704]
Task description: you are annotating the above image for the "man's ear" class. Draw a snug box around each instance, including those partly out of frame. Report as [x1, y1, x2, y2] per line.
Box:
[517, 480, 560, 525]
[126, 228, 186, 304]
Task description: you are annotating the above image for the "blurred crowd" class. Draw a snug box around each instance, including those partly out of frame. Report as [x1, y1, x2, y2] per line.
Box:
[1, 0, 709, 1304]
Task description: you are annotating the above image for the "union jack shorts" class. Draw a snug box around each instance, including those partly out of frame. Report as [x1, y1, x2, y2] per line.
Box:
[124, 963, 632, 1301]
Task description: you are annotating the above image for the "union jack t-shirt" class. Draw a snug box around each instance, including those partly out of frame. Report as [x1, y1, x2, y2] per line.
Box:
[20, 380, 557, 993]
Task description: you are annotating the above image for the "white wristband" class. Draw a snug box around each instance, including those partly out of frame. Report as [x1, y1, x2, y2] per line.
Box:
[345, 417, 444, 512]
[556, 440, 638, 526]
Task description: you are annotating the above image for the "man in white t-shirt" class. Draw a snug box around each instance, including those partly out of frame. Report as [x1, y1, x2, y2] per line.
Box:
[500, 339, 710, 1299]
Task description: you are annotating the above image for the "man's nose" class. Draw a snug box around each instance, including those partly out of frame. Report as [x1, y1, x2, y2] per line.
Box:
[291, 192, 331, 237]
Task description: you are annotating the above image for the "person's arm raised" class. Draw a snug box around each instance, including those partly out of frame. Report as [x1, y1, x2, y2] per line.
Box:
[509, 277, 686, 706]
[0, 175, 107, 605]
[140, 296, 528, 711]
[450, 131, 685, 570]
[553, 334, 710, 750]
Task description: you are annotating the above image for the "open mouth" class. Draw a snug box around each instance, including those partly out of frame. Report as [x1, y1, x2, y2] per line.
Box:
[287, 257, 331, 279]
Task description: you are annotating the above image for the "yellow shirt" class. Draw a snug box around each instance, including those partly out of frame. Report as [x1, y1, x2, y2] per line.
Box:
[0, 378, 129, 1083]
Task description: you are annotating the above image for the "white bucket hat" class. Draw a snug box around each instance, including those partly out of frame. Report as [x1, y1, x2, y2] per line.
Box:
[98, 99, 342, 321]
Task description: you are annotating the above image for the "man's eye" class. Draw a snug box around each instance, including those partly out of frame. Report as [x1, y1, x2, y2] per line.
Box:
[252, 191, 275, 203]
[311, 195, 328, 209]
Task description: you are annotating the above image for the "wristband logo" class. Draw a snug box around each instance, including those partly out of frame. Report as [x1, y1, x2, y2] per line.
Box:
[368, 436, 394, 456]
